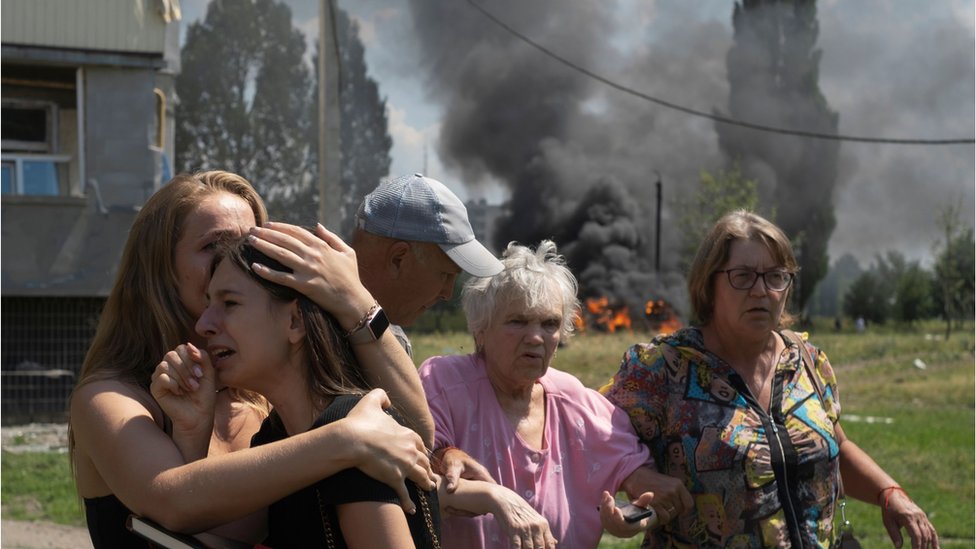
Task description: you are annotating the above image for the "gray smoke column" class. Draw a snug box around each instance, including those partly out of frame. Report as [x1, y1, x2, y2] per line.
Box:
[402, 0, 728, 316]
[715, 0, 840, 311]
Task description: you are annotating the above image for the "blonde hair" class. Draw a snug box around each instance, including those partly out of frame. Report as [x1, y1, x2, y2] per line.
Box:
[687, 209, 798, 327]
[69, 172, 269, 452]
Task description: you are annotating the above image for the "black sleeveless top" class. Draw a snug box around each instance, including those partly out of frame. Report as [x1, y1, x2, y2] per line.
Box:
[252, 395, 441, 548]
[84, 494, 152, 548]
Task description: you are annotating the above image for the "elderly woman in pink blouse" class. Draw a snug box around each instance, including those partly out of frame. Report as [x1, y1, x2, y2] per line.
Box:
[420, 240, 692, 549]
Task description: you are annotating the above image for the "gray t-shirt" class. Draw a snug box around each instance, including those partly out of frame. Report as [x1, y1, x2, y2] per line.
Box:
[389, 323, 413, 358]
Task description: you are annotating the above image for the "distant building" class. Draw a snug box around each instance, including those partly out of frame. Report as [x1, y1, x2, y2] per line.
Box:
[1, 0, 181, 423]
[465, 198, 505, 254]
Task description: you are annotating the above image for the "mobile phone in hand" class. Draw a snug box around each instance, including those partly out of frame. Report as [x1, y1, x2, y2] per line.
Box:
[616, 499, 656, 523]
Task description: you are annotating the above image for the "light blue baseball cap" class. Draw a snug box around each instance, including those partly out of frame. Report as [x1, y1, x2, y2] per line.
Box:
[357, 173, 503, 277]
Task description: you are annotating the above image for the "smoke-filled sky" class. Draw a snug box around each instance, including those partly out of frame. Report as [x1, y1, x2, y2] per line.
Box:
[181, 0, 974, 269]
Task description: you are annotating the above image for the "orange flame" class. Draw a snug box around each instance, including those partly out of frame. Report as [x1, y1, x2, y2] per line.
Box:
[645, 299, 682, 335]
[608, 306, 632, 333]
[573, 307, 586, 333]
[576, 296, 680, 335]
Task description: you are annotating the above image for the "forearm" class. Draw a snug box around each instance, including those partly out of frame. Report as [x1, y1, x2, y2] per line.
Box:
[170, 424, 213, 463]
[352, 332, 435, 447]
[438, 477, 504, 516]
[141, 421, 360, 532]
[838, 437, 900, 506]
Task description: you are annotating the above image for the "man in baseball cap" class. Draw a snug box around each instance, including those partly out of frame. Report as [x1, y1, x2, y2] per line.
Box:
[352, 173, 503, 354]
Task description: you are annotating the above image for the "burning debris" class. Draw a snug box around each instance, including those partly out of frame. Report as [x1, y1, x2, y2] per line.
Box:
[574, 296, 682, 336]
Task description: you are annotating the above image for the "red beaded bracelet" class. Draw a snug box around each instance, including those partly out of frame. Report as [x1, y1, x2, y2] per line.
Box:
[877, 486, 909, 509]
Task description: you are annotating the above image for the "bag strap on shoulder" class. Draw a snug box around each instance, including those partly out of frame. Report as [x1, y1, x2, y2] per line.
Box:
[782, 329, 825, 403]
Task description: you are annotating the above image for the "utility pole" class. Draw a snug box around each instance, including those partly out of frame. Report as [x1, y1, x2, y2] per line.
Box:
[318, 0, 341, 226]
[655, 171, 662, 272]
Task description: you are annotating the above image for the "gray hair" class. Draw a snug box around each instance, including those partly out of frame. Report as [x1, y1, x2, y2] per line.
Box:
[462, 240, 580, 344]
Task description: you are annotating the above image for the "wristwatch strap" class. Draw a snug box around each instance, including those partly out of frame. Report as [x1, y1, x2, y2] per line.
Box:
[346, 306, 390, 344]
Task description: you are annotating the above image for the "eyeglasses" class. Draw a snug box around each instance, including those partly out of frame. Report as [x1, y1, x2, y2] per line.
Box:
[715, 268, 795, 291]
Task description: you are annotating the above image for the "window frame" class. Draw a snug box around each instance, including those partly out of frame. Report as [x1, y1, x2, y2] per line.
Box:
[1, 99, 59, 154]
[1, 153, 72, 196]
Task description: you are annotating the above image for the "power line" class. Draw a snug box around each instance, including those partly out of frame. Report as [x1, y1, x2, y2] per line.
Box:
[466, 0, 975, 146]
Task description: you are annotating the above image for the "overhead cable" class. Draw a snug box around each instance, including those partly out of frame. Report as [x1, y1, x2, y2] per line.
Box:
[466, 0, 975, 146]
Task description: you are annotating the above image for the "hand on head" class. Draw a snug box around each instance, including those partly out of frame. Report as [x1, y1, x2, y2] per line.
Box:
[247, 222, 375, 330]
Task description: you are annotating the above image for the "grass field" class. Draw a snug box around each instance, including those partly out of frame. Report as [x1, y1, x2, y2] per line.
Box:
[2, 321, 973, 547]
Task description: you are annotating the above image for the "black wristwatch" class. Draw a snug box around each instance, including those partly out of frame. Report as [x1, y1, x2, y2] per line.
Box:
[346, 306, 390, 345]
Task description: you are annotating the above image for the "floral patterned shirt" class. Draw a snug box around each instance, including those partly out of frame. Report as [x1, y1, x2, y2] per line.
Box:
[602, 327, 841, 548]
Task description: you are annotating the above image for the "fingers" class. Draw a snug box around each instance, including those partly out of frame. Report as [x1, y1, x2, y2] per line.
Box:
[248, 231, 303, 274]
[253, 221, 317, 247]
[903, 514, 939, 549]
[461, 459, 497, 484]
[313, 223, 352, 253]
[360, 388, 393, 411]
[161, 345, 204, 392]
[598, 491, 617, 523]
[394, 480, 417, 515]
[521, 524, 556, 549]
[444, 459, 462, 493]
[884, 494, 939, 549]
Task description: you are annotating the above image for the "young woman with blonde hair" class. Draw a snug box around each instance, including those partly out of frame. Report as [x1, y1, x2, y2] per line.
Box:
[70, 171, 434, 547]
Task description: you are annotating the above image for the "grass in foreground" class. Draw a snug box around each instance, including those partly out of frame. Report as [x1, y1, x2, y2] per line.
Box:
[1, 450, 85, 526]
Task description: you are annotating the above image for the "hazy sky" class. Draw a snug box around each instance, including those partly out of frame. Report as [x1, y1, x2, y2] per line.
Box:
[179, 0, 974, 268]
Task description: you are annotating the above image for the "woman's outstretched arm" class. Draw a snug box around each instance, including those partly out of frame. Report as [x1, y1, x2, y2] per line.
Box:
[72, 384, 434, 533]
[835, 423, 939, 549]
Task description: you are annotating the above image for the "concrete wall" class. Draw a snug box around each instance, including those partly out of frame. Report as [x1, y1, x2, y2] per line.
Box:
[85, 67, 159, 205]
[1, 0, 169, 54]
[1, 66, 161, 296]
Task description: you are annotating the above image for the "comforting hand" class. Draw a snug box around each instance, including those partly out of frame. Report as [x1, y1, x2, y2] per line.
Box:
[434, 446, 497, 493]
[599, 490, 657, 539]
[487, 484, 557, 549]
[150, 342, 216, 436]
[881, 489, 940, 549]
[343, 389, 436, 514]
[621, 466, 693, 525]
[247, 222, 375, 330]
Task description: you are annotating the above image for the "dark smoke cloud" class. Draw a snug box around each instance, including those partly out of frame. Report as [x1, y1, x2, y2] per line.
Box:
[404, 1, 972, 307]
[403, 0, 733, 315]
[178, 0, 972, 319]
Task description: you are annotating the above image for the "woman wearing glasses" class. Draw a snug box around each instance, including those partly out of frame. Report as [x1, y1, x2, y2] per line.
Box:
[601, 210, 938, 548]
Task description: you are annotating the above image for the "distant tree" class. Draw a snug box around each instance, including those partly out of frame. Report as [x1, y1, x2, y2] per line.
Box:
[843, 271, 888, 325]
[299, 9, 393, 237]
[933, 202, 976, 338]
[676, 164, 761, 272]
[716, 0, 840, 313]
[175, 0, 313, 221]
[894, 262, 934, 325]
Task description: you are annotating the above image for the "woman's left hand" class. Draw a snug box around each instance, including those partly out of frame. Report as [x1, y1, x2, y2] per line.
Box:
[247, 222, 375, 330]
[599, 491, 657, 539]
[881, 489, 940, 549]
